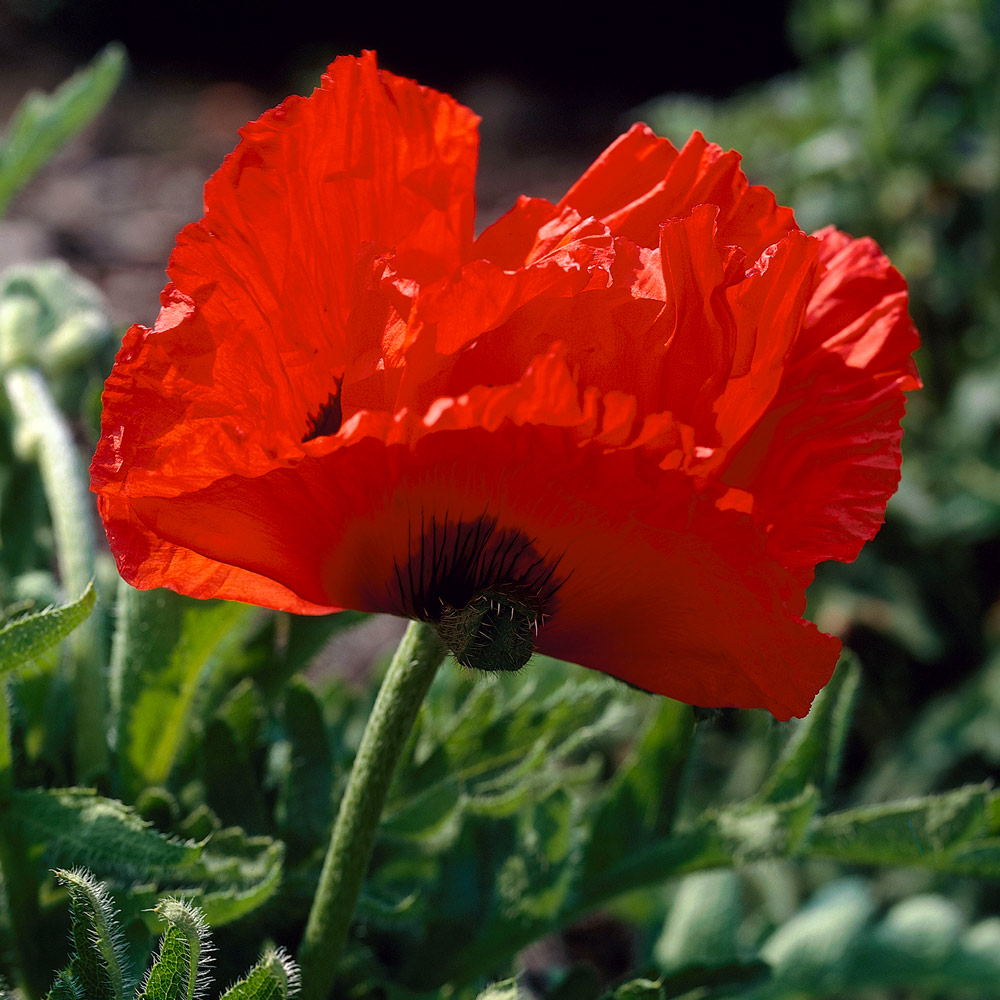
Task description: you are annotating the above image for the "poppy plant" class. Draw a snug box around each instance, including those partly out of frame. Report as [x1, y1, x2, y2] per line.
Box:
[91, 51, 919, 720]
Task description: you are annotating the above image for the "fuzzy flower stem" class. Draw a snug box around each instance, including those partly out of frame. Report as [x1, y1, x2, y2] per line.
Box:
[297, 619, 445, 1000]
[2, 365, 106, 781]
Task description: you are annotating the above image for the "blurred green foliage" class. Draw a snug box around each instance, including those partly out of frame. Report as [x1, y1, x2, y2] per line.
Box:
[2, 4, 1000, 1000]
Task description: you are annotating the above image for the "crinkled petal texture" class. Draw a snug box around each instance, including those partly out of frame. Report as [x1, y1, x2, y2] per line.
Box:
[91, 54, 920, 720]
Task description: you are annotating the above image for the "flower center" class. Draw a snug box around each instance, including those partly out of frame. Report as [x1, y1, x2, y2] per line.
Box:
[436, 590, 539, 673]
[384, 514, 564, 672]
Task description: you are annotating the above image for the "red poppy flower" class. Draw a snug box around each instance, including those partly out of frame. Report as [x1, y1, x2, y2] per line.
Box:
[90, 52, 920, 719]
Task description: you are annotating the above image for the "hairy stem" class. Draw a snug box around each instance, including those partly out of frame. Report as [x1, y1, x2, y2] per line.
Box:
[297, 620, 445, 1000]
[3, 365, 105, 781]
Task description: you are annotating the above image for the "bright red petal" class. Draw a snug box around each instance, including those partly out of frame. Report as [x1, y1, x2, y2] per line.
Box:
[92, 53, 477, 486]
[559, 127, 798, 259]
[92, 75, 920, 723]
[723, 228, 921, 576]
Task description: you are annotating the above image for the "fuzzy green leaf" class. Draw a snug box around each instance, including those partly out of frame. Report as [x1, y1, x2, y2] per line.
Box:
[139, 899, 212, 1000]
[111, 584, 260, 797]
[6, 788, 281, 924]
[218, 949, 300, 1000]
[54, 869, 130, 1000]
[180, 830, 284, 928]
[0, 44, 125, 215]
[761, 880, 1000, 994]
[803, 784, 1000, 874]
[8, 789, 198, 879]
[45, 970, 83, 1000]
[0, 582, 95, 676]
[757, 652, 861, 804]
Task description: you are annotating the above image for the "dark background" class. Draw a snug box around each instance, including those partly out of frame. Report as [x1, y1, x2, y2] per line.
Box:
[1, 0, 798, 105]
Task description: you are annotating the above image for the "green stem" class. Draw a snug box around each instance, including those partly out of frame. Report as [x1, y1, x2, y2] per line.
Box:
[3, 365, 106, 781]
[0, 682, 43, 1000]
[298, 620, 445, 1000]
[0, 682, 11, 802]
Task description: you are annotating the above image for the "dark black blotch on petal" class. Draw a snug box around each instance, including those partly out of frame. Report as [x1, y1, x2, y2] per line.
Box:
[303, 374, 345, 442]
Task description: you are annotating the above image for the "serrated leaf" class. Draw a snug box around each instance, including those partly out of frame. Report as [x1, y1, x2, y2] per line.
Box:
[218, 949, 300, 1000]
[180, 830, 284, 928]
[45, 970, 83, 1000]
[379, 774, 464, 850]
[8, 789, 198, 879]
[0, 44, 125, 215]
[760, 885, 1000, 994]
[111, 584, 259, 798]
[139, 899, 212, 1000]
[576, 789, 820, 928]
[0, 582, 95, 676]
[757, 652, 860, 804]
[54, 868, 130, 1000]
[803, 784, 999, 874]
[5, 788, 281, 923]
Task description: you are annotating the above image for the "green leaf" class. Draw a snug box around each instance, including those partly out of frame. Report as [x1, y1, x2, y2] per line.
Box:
[202, 682, 270, 834]
[607, 979, 663, 1000]
[45, 970, 83, 1000]
[53, 868, 131, 1000]
[180, 828, 284, 928]
[803, 784, 1000, 874]
[761, 878, 875, 994]
[218, 949, 300, 1000]
[582, 789, 820, 912]
[757, 652, 861, 804]
[582, 697, 694, 877]
[658, 961, 770, 999]
[475, 979, 520, 1000]
[0, 582, 95, 676]
[860, 650, 1000, 802]
[264, 610, 367, 693]
[4, 788, 282, 924]
[759, 883, 1000, 993]
[139, 899, 212, 1000]
[0, 262, 111, 375]
[111, 584, 260, 798]
[0, 44, 126, 216]
[270, 679, 334, 860]
[7, 789, 199, 879]
[655, 871, 740, 972]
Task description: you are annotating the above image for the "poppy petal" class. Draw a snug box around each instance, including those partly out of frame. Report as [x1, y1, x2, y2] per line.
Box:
[91, 56, 921, 720]
[723, 228, 921, 575]
[559, 126, 798, 259]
